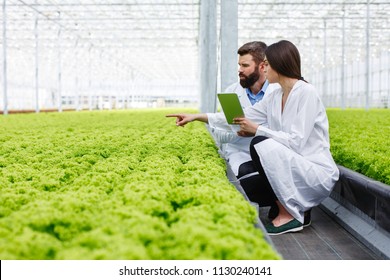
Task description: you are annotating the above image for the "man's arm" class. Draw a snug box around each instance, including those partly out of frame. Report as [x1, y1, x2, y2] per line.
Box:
[166, 113, 208, 127]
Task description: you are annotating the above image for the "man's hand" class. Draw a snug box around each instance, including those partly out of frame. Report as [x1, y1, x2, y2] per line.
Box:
[166, 113, 195, 127]
[233, 117, 259, 137]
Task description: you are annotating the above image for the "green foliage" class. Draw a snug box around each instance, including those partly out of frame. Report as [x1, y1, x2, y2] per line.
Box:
[0, 109, 280, 260]
[327, 108, 390, 185]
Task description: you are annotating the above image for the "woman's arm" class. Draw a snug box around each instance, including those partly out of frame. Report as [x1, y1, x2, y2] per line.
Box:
[255, 87, 322, 153]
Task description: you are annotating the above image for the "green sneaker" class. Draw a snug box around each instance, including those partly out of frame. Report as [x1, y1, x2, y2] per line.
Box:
[268, 208, 311, 227]
[265, 219, 303, 235]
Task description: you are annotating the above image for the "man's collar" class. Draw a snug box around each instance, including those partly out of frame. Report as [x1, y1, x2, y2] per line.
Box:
[246, 80, 269, 96]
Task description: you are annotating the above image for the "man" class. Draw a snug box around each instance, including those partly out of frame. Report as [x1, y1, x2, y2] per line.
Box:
[168, 41, 280, 213]
[210, 41, 280, 212]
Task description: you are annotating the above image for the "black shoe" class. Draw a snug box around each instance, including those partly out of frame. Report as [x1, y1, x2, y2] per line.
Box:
[267, 205, 279, 220]
[303, 209, 312, 227]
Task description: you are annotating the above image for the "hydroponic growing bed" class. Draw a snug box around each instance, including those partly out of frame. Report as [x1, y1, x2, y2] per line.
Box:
[0, 109, 280, 260]
[327, 109, 390, 186]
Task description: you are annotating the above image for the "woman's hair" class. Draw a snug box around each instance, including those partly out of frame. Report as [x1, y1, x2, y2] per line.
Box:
[237, 41, 267, 65]
[265, 40, 303, 80]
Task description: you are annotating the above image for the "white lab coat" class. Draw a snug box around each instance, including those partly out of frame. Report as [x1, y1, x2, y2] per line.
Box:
[210, 80, 339, 223]
[208, 82, 280, 177]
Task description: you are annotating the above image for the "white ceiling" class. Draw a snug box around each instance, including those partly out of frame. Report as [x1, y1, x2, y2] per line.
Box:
[1, 0, 389, 94]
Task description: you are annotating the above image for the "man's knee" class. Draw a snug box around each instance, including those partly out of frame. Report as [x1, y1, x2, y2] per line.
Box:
[237, 161, 257, 179]
[240, 174, 276, 207]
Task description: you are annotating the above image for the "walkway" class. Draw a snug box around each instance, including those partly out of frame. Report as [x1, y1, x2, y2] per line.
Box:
[259, 206, 380, 260]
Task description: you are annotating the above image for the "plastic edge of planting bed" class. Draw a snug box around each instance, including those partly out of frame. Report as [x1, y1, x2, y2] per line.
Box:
[319, 165, 390, 260]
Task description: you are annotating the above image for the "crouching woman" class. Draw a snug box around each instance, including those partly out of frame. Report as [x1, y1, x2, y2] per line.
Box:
[233, 40, 339, 235]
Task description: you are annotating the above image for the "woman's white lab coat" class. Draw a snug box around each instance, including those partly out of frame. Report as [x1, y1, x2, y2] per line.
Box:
[210, 80, 339, 223]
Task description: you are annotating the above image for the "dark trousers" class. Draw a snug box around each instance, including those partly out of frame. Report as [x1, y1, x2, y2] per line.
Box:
[237, 135, 277, 206]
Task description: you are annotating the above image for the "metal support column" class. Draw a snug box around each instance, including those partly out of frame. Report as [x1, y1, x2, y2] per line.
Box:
[365, 0, 370, 110]
[34, 5, 39, 113]
[199, 0, 217, 113]
[74, 40, 80, 111]
[220, 0, 238, 92]
[57, 11, 62, 112]
[88, 45, 92, 111]
[2, 0, 7, 115]
[341, 7, 346, 109]
[323, 18, 327, 105]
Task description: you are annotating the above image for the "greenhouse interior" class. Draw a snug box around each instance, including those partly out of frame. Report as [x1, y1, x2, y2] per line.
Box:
[1, 0, 390, 266]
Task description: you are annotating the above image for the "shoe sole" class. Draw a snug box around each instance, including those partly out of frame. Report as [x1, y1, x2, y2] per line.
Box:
[303, 221, 311, 228]
[267, 225, 303, 236]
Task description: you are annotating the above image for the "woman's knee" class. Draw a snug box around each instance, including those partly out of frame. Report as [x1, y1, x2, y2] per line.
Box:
[250, 136, 268, 167]
[249, 136, 271, 186]
[250, 135, 268, 148]
[250, 136, 268, 156]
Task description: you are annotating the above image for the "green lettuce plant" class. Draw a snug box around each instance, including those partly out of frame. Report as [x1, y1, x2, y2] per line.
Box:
[0, 109, 280, 260]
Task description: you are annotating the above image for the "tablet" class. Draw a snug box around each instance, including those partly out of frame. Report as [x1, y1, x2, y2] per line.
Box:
[217, 93, 245, 124]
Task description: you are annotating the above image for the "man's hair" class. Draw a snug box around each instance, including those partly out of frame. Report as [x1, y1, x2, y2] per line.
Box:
[237, 41, 267, 65]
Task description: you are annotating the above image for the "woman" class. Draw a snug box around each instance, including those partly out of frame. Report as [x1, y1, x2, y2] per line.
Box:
[233, 40, 339, 235]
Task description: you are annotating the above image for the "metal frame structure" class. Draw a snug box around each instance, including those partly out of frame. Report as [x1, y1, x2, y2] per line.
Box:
[1, 0, 389, 114]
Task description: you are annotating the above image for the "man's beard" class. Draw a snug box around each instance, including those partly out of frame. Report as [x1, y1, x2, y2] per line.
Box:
[239, 68, 260, 89]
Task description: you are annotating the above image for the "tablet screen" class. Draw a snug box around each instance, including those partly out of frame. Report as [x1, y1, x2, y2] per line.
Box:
[217, 93, 245, 124]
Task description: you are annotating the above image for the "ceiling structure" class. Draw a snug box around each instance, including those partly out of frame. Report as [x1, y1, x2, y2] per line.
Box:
[1, 0, 389, 102]
[238, 0, 389, 71]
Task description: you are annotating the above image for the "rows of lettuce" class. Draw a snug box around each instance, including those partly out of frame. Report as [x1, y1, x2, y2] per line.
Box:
[0, 109, 280, 260]
[327, 109, 389, 186]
